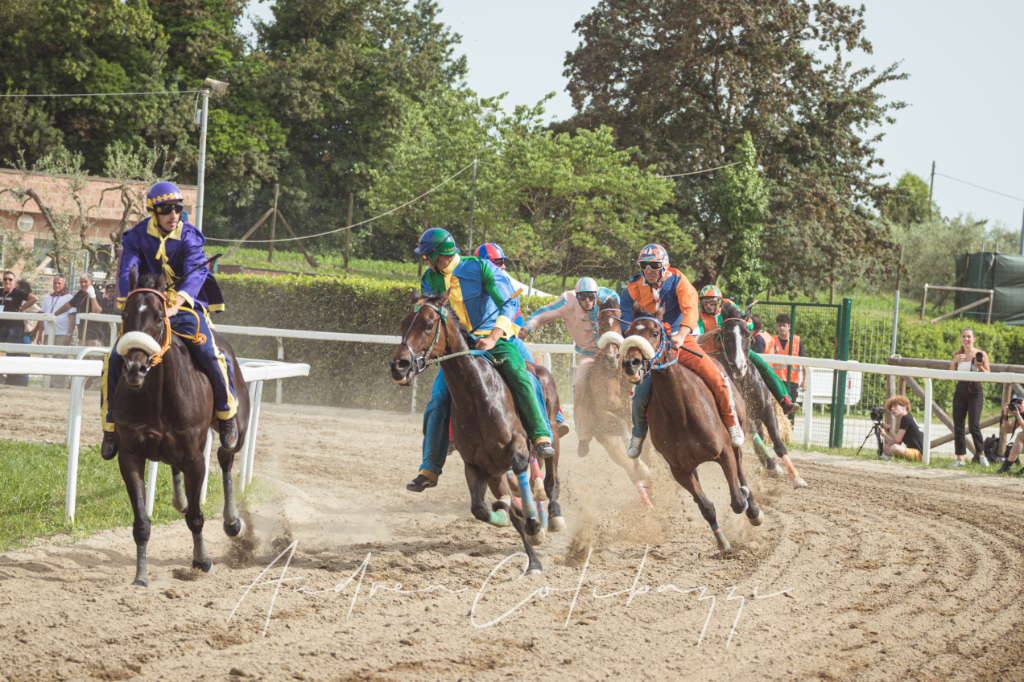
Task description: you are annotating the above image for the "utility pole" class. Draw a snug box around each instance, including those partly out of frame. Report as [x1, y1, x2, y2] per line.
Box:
[467, 155, 478, 252]
[344, 192, 354, 270]
[1018, 205, 1024, 256]
[268, 183, 279, 263]
[195, 78, 229, 233]
[928, 161, 935, 216]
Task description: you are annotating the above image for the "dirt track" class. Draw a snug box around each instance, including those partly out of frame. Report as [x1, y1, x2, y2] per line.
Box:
[3, 385, 1024, 681]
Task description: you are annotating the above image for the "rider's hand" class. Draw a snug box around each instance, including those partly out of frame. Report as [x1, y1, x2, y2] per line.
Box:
[518, 326, 530, 340]
[165, 303, 181, 319]
[475, 328, 503, 352]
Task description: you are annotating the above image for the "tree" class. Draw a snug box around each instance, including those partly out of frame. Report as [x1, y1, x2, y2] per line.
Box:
[562, 0, 907, 293]
[885, 172, 933, 225]
[713, 132, 769, 301]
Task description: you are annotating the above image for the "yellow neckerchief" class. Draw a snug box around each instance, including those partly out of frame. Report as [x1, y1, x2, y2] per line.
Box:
[147, 216, 182, 306]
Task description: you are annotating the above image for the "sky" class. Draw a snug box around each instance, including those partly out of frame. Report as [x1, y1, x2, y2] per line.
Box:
[243, 0, 1024, 236]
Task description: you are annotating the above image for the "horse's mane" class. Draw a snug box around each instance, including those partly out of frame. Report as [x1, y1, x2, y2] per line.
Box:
[722, 301, 744, 321]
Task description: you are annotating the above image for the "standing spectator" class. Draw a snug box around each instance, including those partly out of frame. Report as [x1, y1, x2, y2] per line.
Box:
[750, 314, 774, 353]
[39, 275, 74, 345]
[17, 280, 43, 344]
[949, 328, 990, 468]
[770, 313, 807, 423]
[882, 395, 924, 462]
[56, 274, 104, 346]
[0, 269, 39, 386]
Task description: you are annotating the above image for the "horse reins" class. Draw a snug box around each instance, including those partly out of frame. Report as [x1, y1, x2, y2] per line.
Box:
[630, 315, 679, 371]
[121, 287, 173, 367]
[401, 300, 499, 374]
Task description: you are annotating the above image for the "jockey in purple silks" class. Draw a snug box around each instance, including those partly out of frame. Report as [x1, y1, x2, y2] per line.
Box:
[519, 277, 620, 457]
[100, 181, 239, 461]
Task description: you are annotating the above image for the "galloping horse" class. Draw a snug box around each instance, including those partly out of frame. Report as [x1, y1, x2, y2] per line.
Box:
[584, 297, 654, 508]
[113, 270, 249, 586]
[620, 304, 762, 551]
[710, 302, 807, 488]
[390, 291, 562, 574]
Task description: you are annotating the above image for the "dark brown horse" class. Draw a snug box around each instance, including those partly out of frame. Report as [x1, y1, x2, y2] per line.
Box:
[620, 305, 763, 551]
[711, 302, 807, 488]
[389, 291, 561, 574]
[113, 270, 249, 586]
[587, 297, 653, 508]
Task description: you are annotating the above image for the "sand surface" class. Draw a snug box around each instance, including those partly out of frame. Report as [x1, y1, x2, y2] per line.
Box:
[2, 384, 1024, 681]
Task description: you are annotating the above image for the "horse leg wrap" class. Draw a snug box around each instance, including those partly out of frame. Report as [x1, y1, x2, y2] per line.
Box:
[488, 509, 510, 527]
[721, 371, 739, 421]
[516, 471, 537, 519]
[635, 480, 654, 510]
[752, 434, 772, 459]
[710, 523, 731, 551]
[529, 455, 543, 483]
[537, 500, 548, 530]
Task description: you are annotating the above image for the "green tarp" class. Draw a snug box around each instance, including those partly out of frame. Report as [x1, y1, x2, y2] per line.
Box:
[954, 253, 1024, 325]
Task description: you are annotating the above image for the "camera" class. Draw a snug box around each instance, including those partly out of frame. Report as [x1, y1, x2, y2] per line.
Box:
[1010, 395, 1023, 412]
[976, 352, 984, 364]
[870, 406, 885, 423]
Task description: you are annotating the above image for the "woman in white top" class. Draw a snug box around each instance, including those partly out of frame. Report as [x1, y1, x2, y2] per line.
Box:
[949, 328, 990, 467]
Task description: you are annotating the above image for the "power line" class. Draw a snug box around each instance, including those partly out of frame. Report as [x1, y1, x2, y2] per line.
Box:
[0, 90, 201, 98]
[657, 161, 740, 179]
[934, 172, 1024, 203]
[204, 162, 476, 244]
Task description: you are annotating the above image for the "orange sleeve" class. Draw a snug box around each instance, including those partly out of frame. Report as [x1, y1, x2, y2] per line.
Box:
[675, 272, 699, 331]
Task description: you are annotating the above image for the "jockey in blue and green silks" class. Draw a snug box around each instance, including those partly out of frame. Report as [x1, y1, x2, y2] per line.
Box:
[406, 228, 555, 493]
[100, 181, 239, 461]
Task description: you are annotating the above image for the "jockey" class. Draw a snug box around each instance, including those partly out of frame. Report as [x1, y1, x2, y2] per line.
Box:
[696, 285, 798, 415]
[619, 244, 744, 457]
[408, 229, 555, 492]
[100, 181, 238, 460]
[520, 276, 620, 458]
[473, 243, 565, 431]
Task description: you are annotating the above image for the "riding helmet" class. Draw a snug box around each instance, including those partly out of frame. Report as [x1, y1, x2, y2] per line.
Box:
[147, 181, 184, 210]
[414, 228, 460, 256]
[473, 243, 506, 263]
[575, 277, 599, 294]
[699, 285, 724, 314]
[637, 244, 669, 269]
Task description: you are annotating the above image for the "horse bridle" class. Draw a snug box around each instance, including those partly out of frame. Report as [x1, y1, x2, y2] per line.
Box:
[122, 287, 172, 367]
[400, 300, 451, 376]
[629, 316, 678, 373]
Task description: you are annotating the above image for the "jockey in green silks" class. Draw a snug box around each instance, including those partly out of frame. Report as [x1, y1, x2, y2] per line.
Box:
[696, 285, 798, 415]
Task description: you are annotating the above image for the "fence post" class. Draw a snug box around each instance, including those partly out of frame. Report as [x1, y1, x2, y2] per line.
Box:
[276, 337, 283, 404]
[200, 429, 214, 505]
[830, 298, 852, 447]
[787, 304, 797, 394]
[145, 460, 159, 517]
[803, 367, 813, 449]
[922, 378, 933, 464]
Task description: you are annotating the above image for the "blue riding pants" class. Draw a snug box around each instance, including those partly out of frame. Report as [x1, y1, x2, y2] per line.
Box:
[102, 306, 238, 432]
[631, 373, 653, 439]
[419, 363, 552, 479]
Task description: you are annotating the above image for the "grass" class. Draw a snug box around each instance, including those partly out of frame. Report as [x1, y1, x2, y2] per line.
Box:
[802, 442, 1021, 477]
[0, 439, 268, 552]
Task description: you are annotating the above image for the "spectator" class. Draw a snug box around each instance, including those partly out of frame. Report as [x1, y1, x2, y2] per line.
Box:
[56, 274, 104, 346]
[769, 313, 807, 423]
[882, 395, 924, 462]
[16, 280, 43, 344]
[997, 397, 1024, 474]
[750, 314, 773, 353]
[39, 275, 74, 345]
[0, 269, 39, 386]
[949, 328, 990, 468]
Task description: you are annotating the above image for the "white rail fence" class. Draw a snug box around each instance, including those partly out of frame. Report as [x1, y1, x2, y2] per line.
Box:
[762, 353, 1024, 464]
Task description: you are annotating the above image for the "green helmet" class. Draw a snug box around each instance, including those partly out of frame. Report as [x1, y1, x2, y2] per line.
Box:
[414, 228, 460, 258]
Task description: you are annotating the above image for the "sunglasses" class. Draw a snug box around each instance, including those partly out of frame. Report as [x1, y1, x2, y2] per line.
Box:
[155, 204, 184, 216]
[577, 292, 597, 301]
[491, 258, 507, 267]
[639, 261, 663, 271]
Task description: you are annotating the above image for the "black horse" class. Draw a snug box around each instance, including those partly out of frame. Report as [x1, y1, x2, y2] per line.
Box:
[390, 291, 563, 574]
[713, 302, 807, 488]
[113, 270, 250, 586]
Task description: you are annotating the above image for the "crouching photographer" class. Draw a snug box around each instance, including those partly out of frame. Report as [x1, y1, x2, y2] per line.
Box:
[881, 396, 924, 462]
[997, 396, 1024, 474]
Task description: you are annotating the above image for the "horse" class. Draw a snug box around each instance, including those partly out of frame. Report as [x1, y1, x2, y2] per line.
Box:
[389, 290, 562, 574]
[582, 297, 654, 508]
[619, 304, 762, 551]
[707, 302, 807, 488]
[113, 270, 249, 587]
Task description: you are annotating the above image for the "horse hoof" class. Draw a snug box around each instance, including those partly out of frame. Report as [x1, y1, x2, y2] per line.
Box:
[488, 510, 510, 527]
[193, 557, 215, 574]
[792, 477, 808, 489]
[766, 464, 780, 478]
[526, 530, 545, 547]
[173, 500, 188, 515]
[525, 567, 543, 576]
[549, 516, 566, 532]
[224, 517, 246, 538]
[748, 509, 765, 526]
[715, 534, 732, 552]
[131, 578, 148, 588]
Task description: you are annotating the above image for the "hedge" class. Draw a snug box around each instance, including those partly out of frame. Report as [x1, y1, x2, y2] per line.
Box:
[214, 274, 1024, 414]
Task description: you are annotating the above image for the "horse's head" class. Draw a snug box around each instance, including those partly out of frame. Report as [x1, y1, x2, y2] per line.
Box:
[720, 301, 751, 377]
[619, 304, 666, 385]
[116, 268, 171, 389]
[595, 296, 624, 365]
[390, 289, 452, 386]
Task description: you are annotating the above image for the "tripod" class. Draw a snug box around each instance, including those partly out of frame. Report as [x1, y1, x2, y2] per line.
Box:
[855, 420, 886, 458]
